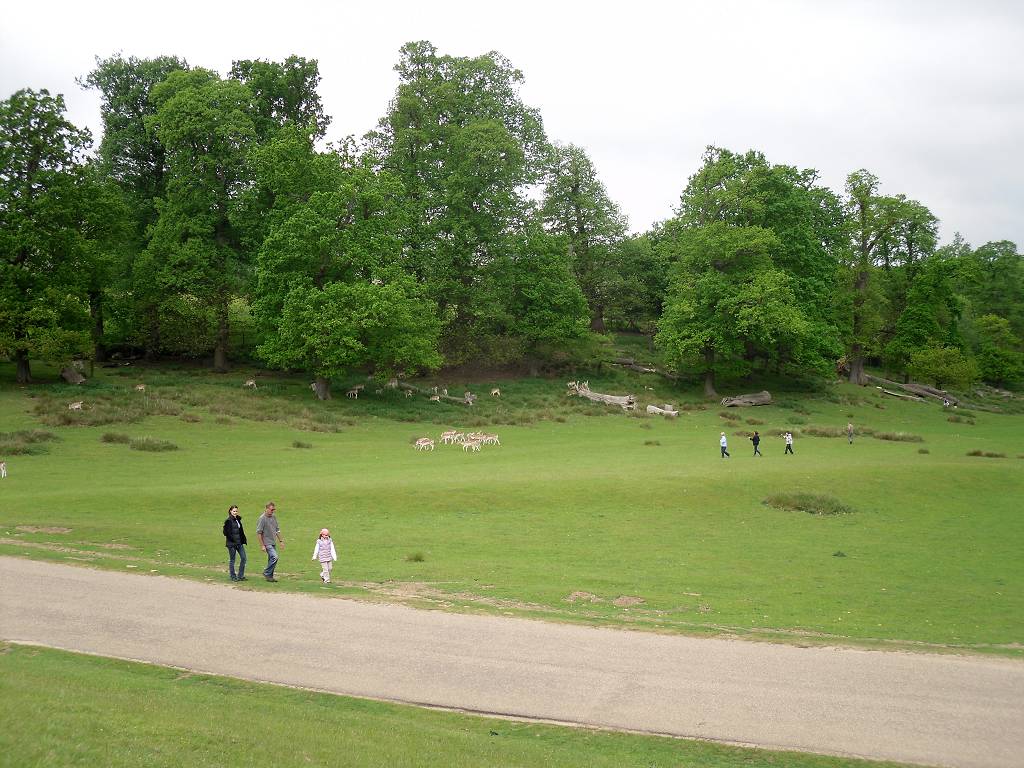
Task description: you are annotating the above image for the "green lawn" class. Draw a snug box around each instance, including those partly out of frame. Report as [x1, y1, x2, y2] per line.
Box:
[0, 643, 912, 768]
[1, 363, 1022, 654]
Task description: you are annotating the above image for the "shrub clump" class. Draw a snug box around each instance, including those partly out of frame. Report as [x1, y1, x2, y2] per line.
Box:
[292, 440, 313, 449]
[947, 415, 975, 425]
[918, 448, 930, 454]
[129, 437, 179, 452]
[745, 418, 764, 425]
[966, 450, 1005, 458]
[405, 552, 425, 562]
[101, 432, 131, 444]
[764, 493, 854, 516]
[643, 439, 661, 446]
[802, 426, 844, 438]
[718, 411, 741, 421]
[180, 413, 201, 423]
[872, 431, 924, 443]
[0, 430, 60, 455]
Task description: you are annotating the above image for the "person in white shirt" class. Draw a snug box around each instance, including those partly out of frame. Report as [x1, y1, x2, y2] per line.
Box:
[720, 432, 730, 458]
[311, 528, 338, 583]
[784, 432, 794, 455]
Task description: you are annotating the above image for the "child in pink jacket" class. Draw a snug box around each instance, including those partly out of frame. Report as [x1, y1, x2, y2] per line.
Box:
[311, 528, 338, 583]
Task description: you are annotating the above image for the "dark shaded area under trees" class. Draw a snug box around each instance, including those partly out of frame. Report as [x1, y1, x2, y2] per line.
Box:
[2, 44, 1022, 392]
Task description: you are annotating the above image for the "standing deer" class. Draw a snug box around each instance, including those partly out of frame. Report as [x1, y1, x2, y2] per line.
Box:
[414, 438, 435, 451]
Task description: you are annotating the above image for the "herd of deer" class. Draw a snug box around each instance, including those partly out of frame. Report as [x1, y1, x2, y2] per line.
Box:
[415, 430, 501, 453]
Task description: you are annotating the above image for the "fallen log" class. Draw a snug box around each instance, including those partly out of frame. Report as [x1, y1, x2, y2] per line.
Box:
[646, 404, 678, 417]
[865, 375, 958, 405]
[879, 388, 925, 401]
[720, 391, 772, 407]
[397, 382, 477, 405]
[567, 380, 636, 410]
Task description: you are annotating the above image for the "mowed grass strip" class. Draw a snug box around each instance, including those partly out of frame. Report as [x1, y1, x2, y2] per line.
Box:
[1, 365, 1022, 653]
[0, 644, 912, 768]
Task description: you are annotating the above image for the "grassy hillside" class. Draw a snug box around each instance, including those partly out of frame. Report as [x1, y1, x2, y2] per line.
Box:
[1, 361, 1021, 655]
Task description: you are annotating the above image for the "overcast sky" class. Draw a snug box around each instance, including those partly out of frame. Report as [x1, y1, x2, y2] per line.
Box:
[3, 0, 1022, 247]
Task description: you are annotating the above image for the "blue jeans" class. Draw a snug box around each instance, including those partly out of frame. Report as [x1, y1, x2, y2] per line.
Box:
[227, 544, 246, 579]
[263, 543, 278, 578]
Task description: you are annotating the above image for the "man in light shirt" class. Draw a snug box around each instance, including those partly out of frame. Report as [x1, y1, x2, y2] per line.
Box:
[256, 501, 284, 582]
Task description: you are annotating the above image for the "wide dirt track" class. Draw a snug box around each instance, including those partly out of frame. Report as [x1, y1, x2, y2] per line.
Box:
[2, 557, 1022, 768]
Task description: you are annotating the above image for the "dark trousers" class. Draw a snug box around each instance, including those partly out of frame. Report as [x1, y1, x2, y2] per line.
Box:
[721, 446, 730, 458]
[785, 444, 794, 454]
[227, 544, 246, 579]
[753, 445, 761, 456]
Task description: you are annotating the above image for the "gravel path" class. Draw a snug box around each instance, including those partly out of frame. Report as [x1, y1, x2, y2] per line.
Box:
[2, 557, 1022, 767]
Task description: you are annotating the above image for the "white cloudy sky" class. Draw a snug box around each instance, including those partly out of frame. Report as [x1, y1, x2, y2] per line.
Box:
[3, 0, 1022, 247]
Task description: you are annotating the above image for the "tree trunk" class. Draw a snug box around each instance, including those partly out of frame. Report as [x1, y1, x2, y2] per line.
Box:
[313, 376, 331, 401]
[89, 290, 107, 362]
[703, 347, 717, 398]
[589, 306, 606, 333]
[14, 350, 31, 384]
[213, 303, 229, 373]
[848, 348, 866, 385]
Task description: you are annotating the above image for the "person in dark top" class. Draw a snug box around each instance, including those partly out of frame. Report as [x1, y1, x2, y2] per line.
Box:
[223, 505, 247, 581]
[750, 431, 762, 456]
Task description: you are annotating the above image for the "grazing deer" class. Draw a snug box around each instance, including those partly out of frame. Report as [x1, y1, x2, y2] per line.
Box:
[404, 389, 413, 398]
[440, 430, 458, 445]
[453, 432, 466, 443]
[244, 379, 257, 389]
[462, 439, 482, 452]
[414, 437, 435, 451]
[68, 401, 83, 411]
[482, 434, 500, 446]
[429, 394, 441, 402]
[134, 384, 146, 392]
[490, 387, 501, 397]
[346, 388, 360, 399]
[374, 388, 384, 395]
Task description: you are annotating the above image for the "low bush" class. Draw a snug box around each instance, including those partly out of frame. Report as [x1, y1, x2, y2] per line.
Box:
[129, 437, 179, 452]
[802, 426, 844, 438]
[643, 439, 661, 446]
[291, 440, 313, 449]
[947, 415, 975, 424]
[745, 418, 764, 425]
[764, 492, 854, 516]
[966, 450, 1005, 458]
[918, 448, 930, 454]
[100, 432, 131, 444]
[405, 552, 425, 562]
[0, 429, 60, 455]
[872, 431, 924, 443]
[718, 411, 741, 421]
[180, 413, 201, 423]
[214, 417, 233, 425]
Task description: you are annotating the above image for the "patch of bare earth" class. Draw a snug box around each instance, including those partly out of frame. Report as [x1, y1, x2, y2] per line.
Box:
[613, 595, 646, 607]
[15, 526, 71, 534]
[565, 591, 604, 603]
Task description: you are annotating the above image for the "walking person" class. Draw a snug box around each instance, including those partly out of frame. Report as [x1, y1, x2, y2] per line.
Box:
[256, 501, 284, 582]
[222, 505, 247, 581]
[0, 460, 6, 479]
[311, 528, 338, 583]
[750, 431, 762, 456]
[720, 432, 730, 458]
[784, 431, 795, 455]
[847, 422, 854, 445]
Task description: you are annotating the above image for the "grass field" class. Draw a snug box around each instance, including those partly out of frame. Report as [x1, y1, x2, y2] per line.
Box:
[0, 643, 912, 768]
[1, 362, 1022, 655]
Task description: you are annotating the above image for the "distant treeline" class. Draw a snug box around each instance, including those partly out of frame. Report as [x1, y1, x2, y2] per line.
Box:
[2, 42, 1021, 397]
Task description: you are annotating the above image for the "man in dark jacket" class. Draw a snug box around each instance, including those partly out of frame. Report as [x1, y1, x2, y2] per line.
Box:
[223, 505, 247, 581]
[750, 431, 762, 457]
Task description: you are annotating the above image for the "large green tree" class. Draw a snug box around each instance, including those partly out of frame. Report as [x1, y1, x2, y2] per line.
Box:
[674, 147, 844, 374]
[253, 129, 439, 398]
[540, 143, 628, 332]
[655, 223, 812, 397]
[0, 89, 97, 382]
[368, 41, 548, 362]
[229, 55, 329, 142]
[143, 68, 255, 371]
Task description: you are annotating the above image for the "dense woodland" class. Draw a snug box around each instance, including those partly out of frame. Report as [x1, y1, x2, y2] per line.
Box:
[2, 43, 1022, 397]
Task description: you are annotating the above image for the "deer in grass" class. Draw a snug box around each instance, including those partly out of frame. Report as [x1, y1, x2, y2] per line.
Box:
[244, 379, 257, 389]
[68, 401, 84, 411]
[414, 437, 435, 451]
[490, 387, 500, 397]
[440, 430, 458, 445]
[134, 384, 146, 392]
